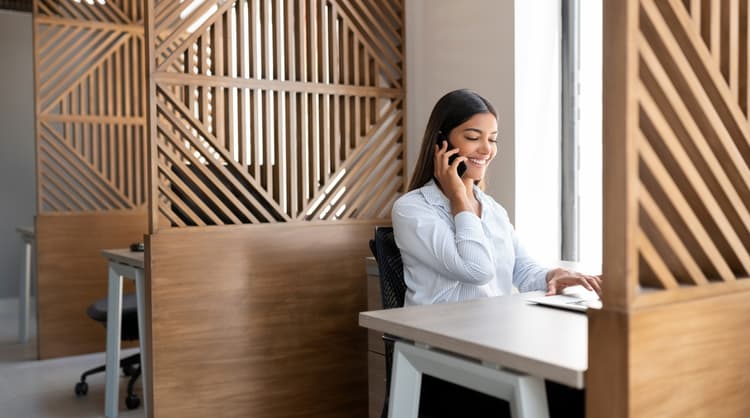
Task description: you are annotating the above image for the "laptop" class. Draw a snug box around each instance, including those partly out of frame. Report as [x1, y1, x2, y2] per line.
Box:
[526, 285, 602, 312]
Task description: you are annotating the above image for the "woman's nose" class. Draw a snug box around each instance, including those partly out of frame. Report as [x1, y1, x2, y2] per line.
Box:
[478, 139, 493, 153]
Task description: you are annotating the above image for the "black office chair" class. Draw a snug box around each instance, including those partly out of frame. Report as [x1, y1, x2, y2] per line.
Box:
[369, 226, 407, 418]
[73, 293, 142, 410]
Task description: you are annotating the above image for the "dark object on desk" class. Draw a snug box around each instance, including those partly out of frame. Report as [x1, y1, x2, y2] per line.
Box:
[369, 226, 406, 418]
[129, 242, 144, 252]
[74, 293, 142, 410]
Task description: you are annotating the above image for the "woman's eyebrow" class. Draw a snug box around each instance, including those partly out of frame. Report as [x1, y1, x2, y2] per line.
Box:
[463, 128, 499, 134]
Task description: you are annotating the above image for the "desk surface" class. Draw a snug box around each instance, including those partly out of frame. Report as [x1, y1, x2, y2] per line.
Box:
[16, 226, 34, 239]
[359, 292, 587, 388]
[101, 249, 144, 268]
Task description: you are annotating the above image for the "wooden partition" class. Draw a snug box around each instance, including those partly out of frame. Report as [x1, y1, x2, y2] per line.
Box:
[36, 212, 146, 358]
[147, 221, 378, 417]
[590, 1, 750, 416]
[144, 1, 404, 416]
[33, 0, 147, 358]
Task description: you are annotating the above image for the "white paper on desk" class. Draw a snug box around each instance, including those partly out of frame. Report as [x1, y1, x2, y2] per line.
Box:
[528, 294, 602, 312]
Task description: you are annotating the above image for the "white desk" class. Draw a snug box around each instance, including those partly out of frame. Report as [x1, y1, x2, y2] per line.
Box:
[101, 249, 148, 418]
[359, 292, 587, 418]
[16, 226, 34, 343]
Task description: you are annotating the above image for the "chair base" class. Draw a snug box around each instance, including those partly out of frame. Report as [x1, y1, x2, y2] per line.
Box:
[74, 352, 141, 410]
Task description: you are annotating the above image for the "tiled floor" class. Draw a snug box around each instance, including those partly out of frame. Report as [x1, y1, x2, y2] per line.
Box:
[0, 298, 144, 418]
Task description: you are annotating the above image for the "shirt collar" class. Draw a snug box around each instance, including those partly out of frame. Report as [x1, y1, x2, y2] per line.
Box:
[420, 179, 487, 211]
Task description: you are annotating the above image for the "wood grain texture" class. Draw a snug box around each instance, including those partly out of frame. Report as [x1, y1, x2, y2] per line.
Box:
[366, 260, 385, 355]
[366, 256, 386, 418]
[602, 0, 640, 310]
[36, 212, 147, 359]
[595, 0, 750, 416]
[368, 351, 386, 418]
[587, 308, 630, 418]
[147, 220, 379, 418]
[629, 290, 750, 417]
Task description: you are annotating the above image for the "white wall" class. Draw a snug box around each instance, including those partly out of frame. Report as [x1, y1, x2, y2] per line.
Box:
[406, 0, 561, 262]
[405, 0, 516, 220]
[0, 10, 35, 298]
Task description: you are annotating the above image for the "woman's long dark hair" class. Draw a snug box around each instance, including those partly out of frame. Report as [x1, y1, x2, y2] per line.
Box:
[407, 89, 499, 191]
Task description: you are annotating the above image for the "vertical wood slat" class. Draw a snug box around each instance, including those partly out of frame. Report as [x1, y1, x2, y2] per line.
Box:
[728, 0, 739, 98]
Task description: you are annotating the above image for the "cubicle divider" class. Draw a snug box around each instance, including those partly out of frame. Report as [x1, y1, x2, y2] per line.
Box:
[144, 1, 405, 416]
[36, 212, 146, 358]
[145, 220, 378, 418]
[32, 0, 148, 359]
[591, 1, 750, 416]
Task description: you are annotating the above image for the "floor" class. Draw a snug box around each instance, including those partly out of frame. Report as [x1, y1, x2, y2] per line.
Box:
[0, 298, 144, 418]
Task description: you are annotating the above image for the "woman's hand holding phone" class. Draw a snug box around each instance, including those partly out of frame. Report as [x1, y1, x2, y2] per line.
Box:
[434, 141, 472, 215]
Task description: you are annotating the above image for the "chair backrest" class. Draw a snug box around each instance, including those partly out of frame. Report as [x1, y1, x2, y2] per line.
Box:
[369, 226, 406, 310]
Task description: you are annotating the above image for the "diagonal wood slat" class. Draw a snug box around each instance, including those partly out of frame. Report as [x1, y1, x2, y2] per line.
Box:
[148, 0, 405, 229]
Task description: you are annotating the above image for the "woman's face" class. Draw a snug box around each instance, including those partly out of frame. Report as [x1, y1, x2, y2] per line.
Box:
[447, 112, 498, 181]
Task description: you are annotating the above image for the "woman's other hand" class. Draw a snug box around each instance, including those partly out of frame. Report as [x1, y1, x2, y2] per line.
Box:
[545, 268, 602, 296]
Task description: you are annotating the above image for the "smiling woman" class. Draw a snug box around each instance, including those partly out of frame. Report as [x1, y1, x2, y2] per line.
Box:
[394, 89, 601, 307]
[391, 88, 596, 417]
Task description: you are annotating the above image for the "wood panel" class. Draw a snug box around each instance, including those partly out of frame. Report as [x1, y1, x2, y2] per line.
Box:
[629, 290, 750, 417]
[368, 351, 386, 418]
[147, 220, 379, 418]
[587, 309, 630, 418]
[36, 212, 147, 359]
[146, 0, 405, 229]
[589, 290, 750, 418]
[366, 256, 385, 418]
[593, 0, 750, 416]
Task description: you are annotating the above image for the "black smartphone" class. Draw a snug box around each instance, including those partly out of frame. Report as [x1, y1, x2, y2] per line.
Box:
[439, 134, 467, 177]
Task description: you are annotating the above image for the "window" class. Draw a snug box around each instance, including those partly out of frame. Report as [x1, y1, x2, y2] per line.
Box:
[561, 0, 602, 268]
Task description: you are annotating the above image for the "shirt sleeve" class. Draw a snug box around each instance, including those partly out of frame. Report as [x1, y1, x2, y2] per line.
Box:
[510, 227, 550, 292]
[392, 198, 496, 286]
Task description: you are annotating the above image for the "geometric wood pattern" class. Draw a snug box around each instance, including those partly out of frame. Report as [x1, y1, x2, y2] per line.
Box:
[33, 0, 147, 212]
[147, 0, 404, 229]
[591, 1, 750, 416]
[604, 0, 750, 310]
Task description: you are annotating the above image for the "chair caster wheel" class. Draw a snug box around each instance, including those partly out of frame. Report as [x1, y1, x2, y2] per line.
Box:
[123, 363, 139, 377]
[125, 393, 140, 410]
[74, 381, 88, 397]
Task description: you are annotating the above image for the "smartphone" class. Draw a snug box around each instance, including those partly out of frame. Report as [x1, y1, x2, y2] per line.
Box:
[438, 134, 467, 177]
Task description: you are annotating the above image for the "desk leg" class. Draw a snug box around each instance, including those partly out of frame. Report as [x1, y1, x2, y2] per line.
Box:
[18, 241, 31, 343]
[105, 265, 123, 418]
[388, 341, 422, 418]
[390, 341, 549, 418]
[134, 269, 149, 417]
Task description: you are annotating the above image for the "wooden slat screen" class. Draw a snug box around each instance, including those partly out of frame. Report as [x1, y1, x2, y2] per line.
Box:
[147, 0, 405, 229]
[606, 0, 750, 309]
[34, 0, 146, 212]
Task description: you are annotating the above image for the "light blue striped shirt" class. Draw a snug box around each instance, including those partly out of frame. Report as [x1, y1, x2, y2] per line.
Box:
[392, 180, 549, 306]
